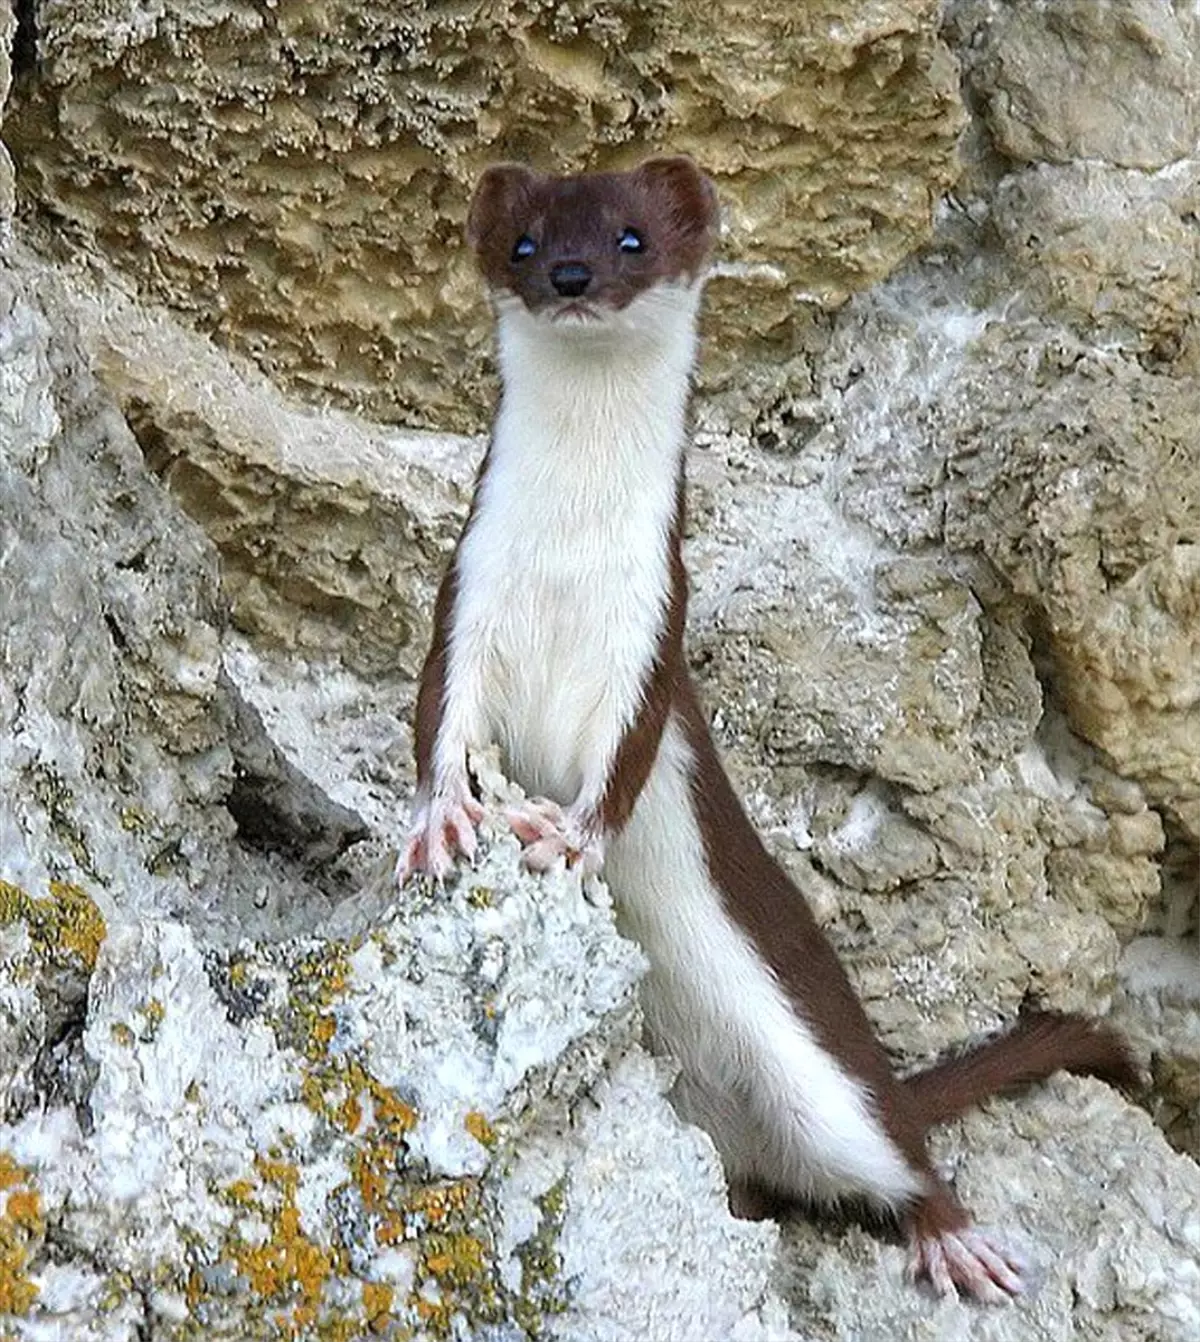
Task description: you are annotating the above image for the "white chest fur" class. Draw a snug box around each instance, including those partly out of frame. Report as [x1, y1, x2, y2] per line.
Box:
[445, 285, 700, 806]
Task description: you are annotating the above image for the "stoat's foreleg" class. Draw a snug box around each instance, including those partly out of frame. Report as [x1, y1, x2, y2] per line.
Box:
[398, 562, 489, 883]
[398, 782, 484, 881]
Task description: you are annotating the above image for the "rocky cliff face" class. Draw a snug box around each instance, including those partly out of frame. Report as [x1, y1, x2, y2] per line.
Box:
[2, 1, 1198, 1339]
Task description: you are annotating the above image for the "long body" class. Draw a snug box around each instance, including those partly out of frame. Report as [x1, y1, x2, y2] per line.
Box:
[403, 158, 1135, 1302]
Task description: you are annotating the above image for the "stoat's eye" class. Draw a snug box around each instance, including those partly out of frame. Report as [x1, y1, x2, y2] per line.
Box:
[511, 234, 537, 262]
[617, 227, 644, 254]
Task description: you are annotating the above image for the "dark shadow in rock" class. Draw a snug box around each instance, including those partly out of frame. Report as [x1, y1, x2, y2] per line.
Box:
[218, 668, 369, 871]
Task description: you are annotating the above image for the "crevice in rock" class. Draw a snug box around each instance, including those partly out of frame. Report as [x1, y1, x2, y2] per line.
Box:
[30, 1002, 95, 1135]
[11, 0, 38, 84]
[219, 667, 369, 871]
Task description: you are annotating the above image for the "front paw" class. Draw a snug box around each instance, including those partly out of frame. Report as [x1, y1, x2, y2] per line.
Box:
[504, 798, 605, 876]
[397, 788, 485, 884]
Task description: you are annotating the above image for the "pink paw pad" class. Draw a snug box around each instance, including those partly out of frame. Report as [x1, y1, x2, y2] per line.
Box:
[505, 798, 604, 875]
[910, 1228, 1027, 1305]
[397, 790, 484, 884]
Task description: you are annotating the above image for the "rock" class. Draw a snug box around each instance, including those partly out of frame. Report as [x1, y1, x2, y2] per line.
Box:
[6, 0, 962, 430]
[954, 0, 1199, 170]
[778, 1078, 1200, 1342]
[2, 0, 1197, 1336]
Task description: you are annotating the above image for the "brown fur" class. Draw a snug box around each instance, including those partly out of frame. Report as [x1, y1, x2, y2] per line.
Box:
[467, 157, 718, 313]
[902, 1009, 1138, 1128]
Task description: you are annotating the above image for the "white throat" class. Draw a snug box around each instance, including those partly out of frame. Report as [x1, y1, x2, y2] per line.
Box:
[491, 281, 703, 483]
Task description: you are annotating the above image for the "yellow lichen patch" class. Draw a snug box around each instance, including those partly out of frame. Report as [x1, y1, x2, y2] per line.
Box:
[224, 1178, 257, 1206]
[308, 1012, 337, 1059]
[336, 1090, 363, 1136]
[226, 1157, 345, 1338]
[0, 1155, 43, 1317]
[361, 1280, 393, 1333]
[0, 878, 106, 973]
[118, 807, 146, 833]
[423, 1234, 486, 1284]
[369, 1082, 416, 1139]
[352, 1149, 389, 1217]
[464, 1111, 496, 1149]
[403, 1180, 476, 1232]
[139, 997, 166, 1041]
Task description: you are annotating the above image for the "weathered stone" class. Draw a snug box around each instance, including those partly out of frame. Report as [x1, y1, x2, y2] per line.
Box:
[991, 161, 1200, 349]
[51, 256, 476, 676]
[6, 0, 962, 431]
[1114, 936, 1200, 1161]
[3, 0, 1198, 1335]
[778, 1078, 1200, 1341]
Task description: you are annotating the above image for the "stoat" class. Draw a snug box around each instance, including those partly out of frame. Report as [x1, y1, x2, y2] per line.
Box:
[400, 156, 1136, 1302]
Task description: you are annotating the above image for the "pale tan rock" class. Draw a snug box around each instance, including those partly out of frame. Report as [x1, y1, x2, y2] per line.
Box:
[1113, 936, 1200, 1159]
[954, 0, 1200, 170]
[992, 161, 1200, 347]
[7, 0, 962, 431]
[37, 250, 478, 676]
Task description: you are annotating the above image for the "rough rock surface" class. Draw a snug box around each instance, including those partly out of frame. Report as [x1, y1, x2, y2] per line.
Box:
[0, 254, 787, 1337]
[3, 0, 1199, 1339]
[6, 0, 962, 429]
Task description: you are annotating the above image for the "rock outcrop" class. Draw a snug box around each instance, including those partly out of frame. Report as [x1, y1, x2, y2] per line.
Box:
[2, 0, 1197, 1338]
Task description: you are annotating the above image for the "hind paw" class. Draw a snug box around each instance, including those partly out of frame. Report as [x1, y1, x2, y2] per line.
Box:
[909, 1227, 1027, 1304]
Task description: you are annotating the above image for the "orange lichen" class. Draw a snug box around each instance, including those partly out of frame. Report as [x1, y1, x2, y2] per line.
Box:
[423, 1234, 486, 1285]
[308, 1013, 337, 1058]
[362, 1280, 394, 1332]
[336, 1090, 363, 1136]
[227, 1158, 343, 1338]
[352, 1149, 389, 1215]
[370, 1083, 416, 1138]
[464, 1111, 496, 1149]
[0, 1155, 43, 1316]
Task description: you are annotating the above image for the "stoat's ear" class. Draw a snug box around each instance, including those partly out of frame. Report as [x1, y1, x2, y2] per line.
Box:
[467, 164, 540, 252]
[634, 156, 720, 244]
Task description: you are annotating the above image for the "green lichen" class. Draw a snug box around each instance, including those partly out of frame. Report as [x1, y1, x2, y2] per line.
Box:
[26, 763, 102, 882]
[513, 1177, 570, 1335]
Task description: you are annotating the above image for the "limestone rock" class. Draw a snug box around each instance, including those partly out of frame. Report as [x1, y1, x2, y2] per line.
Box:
[0, 249, 791, 1339]
[954, 0, 1199, 170]
[778, 1079, 1200, 1342]
[7, 0, 962, 430]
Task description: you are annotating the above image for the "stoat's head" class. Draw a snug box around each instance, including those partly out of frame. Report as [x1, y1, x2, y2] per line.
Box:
[466, 156, 719, 338]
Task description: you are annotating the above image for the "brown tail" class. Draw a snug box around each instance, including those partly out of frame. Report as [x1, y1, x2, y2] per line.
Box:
[902, 1009, 1139, 1129]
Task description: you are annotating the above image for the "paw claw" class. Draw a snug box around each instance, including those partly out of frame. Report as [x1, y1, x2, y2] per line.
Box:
[910, 1228, 1026, 1305]
[398, 782, 482, 885]
[505, 798, 604, 874]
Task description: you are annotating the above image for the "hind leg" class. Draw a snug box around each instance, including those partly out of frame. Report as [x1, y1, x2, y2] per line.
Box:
[906, 1181, 1026, 1304]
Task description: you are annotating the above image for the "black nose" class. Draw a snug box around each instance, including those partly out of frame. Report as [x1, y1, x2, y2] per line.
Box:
[549, 262, 592, 298]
